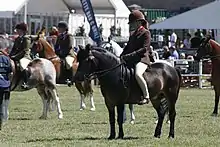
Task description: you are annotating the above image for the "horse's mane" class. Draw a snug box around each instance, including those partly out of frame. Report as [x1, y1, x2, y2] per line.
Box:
[38, 38, 54, 51]
[91, 46, 119, 63]
[210, 39, 220, 51]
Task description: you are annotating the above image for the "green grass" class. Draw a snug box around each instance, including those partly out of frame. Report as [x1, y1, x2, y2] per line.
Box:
[0, 87, 220, 147]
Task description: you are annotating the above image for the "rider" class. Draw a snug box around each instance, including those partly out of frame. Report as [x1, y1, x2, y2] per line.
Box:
[9, 22, 31, 89]
[120, 10, 152, 105]
[55, 21, 75, 87]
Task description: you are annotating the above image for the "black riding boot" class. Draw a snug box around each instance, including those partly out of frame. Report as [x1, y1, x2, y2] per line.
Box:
[66, 69, 73, 87]
[21, 70, 30, 90]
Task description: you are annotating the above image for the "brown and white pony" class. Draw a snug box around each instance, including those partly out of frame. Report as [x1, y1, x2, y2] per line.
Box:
[31, 37, 95, 111]
[1, 48, 63, 120]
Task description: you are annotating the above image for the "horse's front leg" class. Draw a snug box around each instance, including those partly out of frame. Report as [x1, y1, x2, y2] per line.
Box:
[212, 87, 219, 116]
[89, 92, 95, 111]
[80, 94, 86, 110]
[106, 104, 116, 139]
[117, 104, 125, 139]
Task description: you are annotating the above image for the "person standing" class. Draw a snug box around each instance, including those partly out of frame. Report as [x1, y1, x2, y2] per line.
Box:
[0, 50, 12, 130]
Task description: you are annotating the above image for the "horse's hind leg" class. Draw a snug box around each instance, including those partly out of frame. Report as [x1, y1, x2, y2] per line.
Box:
[49, 88, 63, 119]
[37, 88, 48, 119]
[154, 103, 166, 138]
[167, 92, 178, 139]
[117, 104, 125, 139]
[212, 86, 220, 116]
[129, 104, 135, 124]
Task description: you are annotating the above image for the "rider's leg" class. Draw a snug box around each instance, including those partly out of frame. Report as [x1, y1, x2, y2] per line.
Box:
[135, 62, 149, 105]
[65, 56, 75, 87]
[19, 58, 31, 88]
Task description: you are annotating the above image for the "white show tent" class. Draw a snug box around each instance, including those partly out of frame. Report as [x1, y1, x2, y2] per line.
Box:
[150, 0, 220, 30]
[0, 0, 130, 17]
[0, 0, 130, 37]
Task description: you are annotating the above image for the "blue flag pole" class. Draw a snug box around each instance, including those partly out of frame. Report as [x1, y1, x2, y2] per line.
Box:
[80, 0, 102, 46]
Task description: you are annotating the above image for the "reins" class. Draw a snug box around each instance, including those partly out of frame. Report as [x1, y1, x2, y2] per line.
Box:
[85, 62, 125, 80]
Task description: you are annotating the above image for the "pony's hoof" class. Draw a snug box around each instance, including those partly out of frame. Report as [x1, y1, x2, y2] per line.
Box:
[108, 135, 115, 140]
[211, 113, 218, 117]
[90, 108, 96, 111]
[168, 135, 174, 139]
[39, 115, 47, 120]
[154, 134, 161, 138]
[80, 105, 86, 111]
[130, 120, 135, 124]
[58, 114, 63, 119]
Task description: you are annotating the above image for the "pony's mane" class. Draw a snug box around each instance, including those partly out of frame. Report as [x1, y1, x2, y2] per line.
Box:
[39, 38, 54, 51]
[210, 39, 220, 51]
[92, 46, 118, 59]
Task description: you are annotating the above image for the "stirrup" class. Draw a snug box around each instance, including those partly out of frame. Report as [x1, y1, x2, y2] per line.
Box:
[21, 83, 29, 89]
[138, 98, 149, 105]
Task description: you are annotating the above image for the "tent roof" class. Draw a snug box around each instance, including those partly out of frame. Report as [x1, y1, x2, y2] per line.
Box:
[150, 0, 220, 29]
[0, 0, 28, 17]
[0, 0, 130, 18]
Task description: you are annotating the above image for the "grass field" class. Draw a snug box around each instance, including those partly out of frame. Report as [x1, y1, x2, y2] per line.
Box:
[1, 86, 220, 147]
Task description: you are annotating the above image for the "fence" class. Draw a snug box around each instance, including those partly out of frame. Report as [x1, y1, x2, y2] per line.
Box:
[168, 59, 211, 88]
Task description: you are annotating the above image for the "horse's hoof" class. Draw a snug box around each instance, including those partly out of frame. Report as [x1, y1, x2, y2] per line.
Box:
[39, 115, 47, 120]
[168, 135, 174, 139]
[116, 136, 124, 139]
[90, 108, 96, 111]
[58, 114, 63, 119]
[166, 120, 170, 124]
[80, 106, 86, 111]
[211, 113, 218, 117]
[108, 135, 115, 140]
[130, 120, 135, 125]
[154, 134, 161, 138]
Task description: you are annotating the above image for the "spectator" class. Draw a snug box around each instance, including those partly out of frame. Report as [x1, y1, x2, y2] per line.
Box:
[191, 32, 201, 48]
[169, 46, 179, 59]
[149, 46, 159, 61]
[162, 46, 171, 59]
[0, 49, 12, 129]
[169, 30, 177, 48]
[183, 33, 191, 49]
[175, 53, 189, 73]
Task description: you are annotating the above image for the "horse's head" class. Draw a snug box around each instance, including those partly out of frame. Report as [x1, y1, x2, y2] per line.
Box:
[75, 44, 99, 81]
[31, 35, 44, 54]
[195, 36, 212, 61]
[31, 36, 55, 58]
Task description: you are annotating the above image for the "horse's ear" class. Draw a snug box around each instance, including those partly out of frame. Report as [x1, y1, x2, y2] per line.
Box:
[85, 44, 92, 52]
[78, 45, 84, 51]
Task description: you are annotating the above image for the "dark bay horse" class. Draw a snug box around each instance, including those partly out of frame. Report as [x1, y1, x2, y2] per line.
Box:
[0, 48, 63, 119]
[195, 36, 220, 116]
[31, 37, 95, 111]
[75, 45, 181, 139]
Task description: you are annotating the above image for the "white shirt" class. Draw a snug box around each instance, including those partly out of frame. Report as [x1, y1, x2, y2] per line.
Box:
[169, 32, 177, 48]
